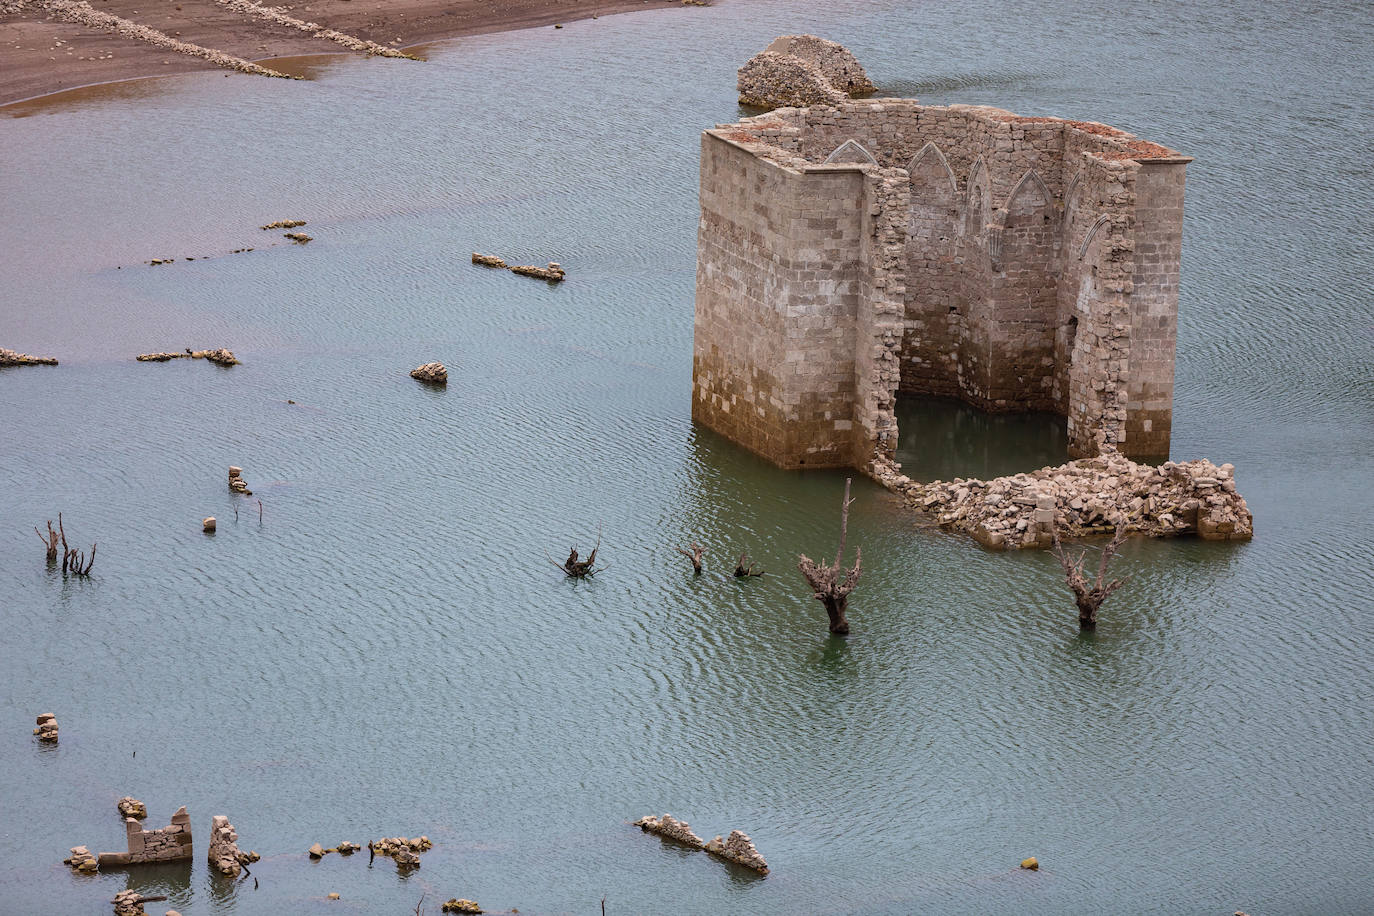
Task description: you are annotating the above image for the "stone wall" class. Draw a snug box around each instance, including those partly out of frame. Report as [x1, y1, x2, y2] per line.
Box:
[98, 806, 192, 867]
[692, 98, 1190, 469]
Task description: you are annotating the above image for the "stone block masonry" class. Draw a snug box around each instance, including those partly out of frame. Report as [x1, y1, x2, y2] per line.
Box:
[693, 69, 1191, 471]
[98, 806, 192, 867]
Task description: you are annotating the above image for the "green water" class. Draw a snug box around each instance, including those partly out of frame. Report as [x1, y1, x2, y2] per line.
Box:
[1, 1, 1371, 913]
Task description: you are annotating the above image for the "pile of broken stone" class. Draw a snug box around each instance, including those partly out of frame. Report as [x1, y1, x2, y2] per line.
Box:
[633, 813, 769, 874]
[117, 797, 147, 820]
[736, 34, 875, 110]
[872, 450, 1253, 550]
[369, 835, 430, 867]
[33, 712, 59, 742]
[208, 815, 258, 876]
[1, 347, 58, 367]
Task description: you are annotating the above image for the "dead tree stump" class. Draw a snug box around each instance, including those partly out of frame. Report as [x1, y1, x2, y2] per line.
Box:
[733, 553, 764, 577]
[549, 529, 607, 578]
[57, 514, 96, 576]
[34, 519, 59, 562]
[1051, 524, 1130, 628]
[676, 542, 706, 574]
[798, 478, 862, 635]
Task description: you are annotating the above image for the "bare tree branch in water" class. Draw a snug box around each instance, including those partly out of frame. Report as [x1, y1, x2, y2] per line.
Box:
[676, 542, 706, 574]
[797, 478, 862, 635]
[57, 513, 96, 576]
[1051, 523, 1130, 628]
[734, 553, 764, 577]
[34, 519, 59, 561]
[548, 527, 608, 578]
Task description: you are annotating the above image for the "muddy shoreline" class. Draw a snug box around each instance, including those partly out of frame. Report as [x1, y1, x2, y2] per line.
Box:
[0, 0, 685, 107]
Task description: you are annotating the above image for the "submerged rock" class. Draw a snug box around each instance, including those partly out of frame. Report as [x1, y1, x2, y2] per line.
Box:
[442, 900, 483, 914]
[65, 845, 98, 872]
[738, 34, 874, 110]
[471, 252, 507, 268]
[871, 451, 1253, 549]
[34, 712, 58, 743]
[284, 232, 313, 244]
[1020, 856, 1039, 870]
[509, 261, 566, 281]
[117, 797, 148, 820]
[0, 347, 58, 367]
[229, 465, 252, 496]
[634, 813, 706, 849]
[410, 362, 448, 384]
[704, 829, 769, 874]
[370, 835, 430, 868]
[261, 219, 306, 229]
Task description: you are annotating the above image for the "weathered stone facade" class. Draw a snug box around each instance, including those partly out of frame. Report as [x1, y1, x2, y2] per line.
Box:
[693, 97, 1190, 469]
[98, 806, 192, 867]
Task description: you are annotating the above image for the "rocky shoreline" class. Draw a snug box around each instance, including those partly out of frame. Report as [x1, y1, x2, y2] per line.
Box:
[871, 451, 1253, 550]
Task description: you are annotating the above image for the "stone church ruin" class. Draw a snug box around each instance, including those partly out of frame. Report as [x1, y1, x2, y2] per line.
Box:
[693, 37, 1190, 472]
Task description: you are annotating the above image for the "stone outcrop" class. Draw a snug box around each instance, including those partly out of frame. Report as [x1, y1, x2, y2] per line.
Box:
[261, 219, 306, 230]
[509, 261, 566, 281]
[1, 347, 58, 367]
[228, 466, 252, 496]
[136, 348, 238, 365]
[410, 362, 448, 384]
[98, 806, 193, 867]
[442, 900, 483, 914]
[471, 252, 507, 268]
[704, 830, 769, 874]
[207, 816, 244, 876]
[870, 452, 1253, 550]
[117, 797, 147, 820]
[33, 712, 58, 742]
[65, 845, 98, 872]
[737, 35, 874, 110]
[370, 835, 430, 868]
[633, 813, 706, 848]
[284, 232, 313, 244]
[308, 840, 359, 858]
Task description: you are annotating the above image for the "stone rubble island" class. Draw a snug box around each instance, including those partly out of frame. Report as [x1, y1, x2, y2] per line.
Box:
[1, 347, 58, 367]
[33, 712, 59, 742]
[737, 34, 875, 110]
[116, 797, 147, 820]
[136, 348, 240, 366]
[634, 813, 769, 874]
[207, 815, 259, 877]
[870, 450, 1253, 550]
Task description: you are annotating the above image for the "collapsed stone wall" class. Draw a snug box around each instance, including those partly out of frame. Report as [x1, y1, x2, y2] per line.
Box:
[693, 94, 1190, 470]
[98, 807, 192, 867]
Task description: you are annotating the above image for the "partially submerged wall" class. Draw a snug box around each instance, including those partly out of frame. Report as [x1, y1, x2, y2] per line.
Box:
[98, 806, 192, 867]
[693, 99, 1191, 469]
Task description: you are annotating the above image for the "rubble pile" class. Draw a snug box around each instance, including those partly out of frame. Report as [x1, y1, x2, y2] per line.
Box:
[442, 900, 483, 914]
[117, 797, 147, 820]
[410, 362, 448, 384]
[871, 451, 1253, 549]
[704, 830, 769, 874]
[737, 34, 874, 110]
[228, 466, 252, 496]
[633, 813, 705, 848]
[65, 846, 98, 872]
[1, 347, 58, 367]
[34, 712, 59, 742]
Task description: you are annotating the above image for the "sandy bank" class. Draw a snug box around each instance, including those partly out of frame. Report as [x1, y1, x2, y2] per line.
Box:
[0, 0, 684, 107]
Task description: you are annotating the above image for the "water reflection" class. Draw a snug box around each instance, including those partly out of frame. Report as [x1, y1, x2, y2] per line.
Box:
[896, 395, 1067, 482]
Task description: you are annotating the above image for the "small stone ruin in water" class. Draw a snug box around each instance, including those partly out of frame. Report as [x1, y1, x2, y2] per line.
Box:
[634, 813, 769, 874]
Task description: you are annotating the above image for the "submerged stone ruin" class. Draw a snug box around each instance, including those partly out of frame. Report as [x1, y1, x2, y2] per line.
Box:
[634, 813, 769, 874]
[696, 38, 1191, 472]
[33, 712, 58, 742]
[98, 806, 192, 867]
[1, 347, 58, 367]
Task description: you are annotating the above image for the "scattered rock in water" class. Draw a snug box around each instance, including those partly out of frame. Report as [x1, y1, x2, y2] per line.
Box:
[111, 890, 150, 915]
[137, 348, 238, 365]
[148, 258, 174, 266]
[704, 830, 769, 874]
[284, 232, 313, 244]
[308, 842, 326, 859]
[207, 815, 246, 876]
[34, 712, 58, 743]
[327, 893, 340, 900]
[509, 261, 566, 282]
[442, 899, 483, 914]
[335, 841, 360, 855]
[738, 34, 874, 110]
[261, 219, 307, 230]
[65, 845, 98, 872]
[633, 813, 706, 849]
[1020, 856, 1039, 870]
[117, 797, 148, 820]
[870, 450, 1253, 549]
[0, 347, 58, 367]
[369, 836, 430, 869]
[471, 252, 507, 268]
[202, 517, 216, 533]
[410, 362, 448, 384]
[229, 466, 252, 496]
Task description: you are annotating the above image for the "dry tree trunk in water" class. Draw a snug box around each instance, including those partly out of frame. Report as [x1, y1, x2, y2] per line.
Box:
[34, 520, 59, 562]
[57, 513, 97, 577]
[676, 542, 706, 574]
[798, 478, 862, 635]
[548, 528, 606, 578]
[1051, 523, 1130, 628]
[734, 553, 764, 577]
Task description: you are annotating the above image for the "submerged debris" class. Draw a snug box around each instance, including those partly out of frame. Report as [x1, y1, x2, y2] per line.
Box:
[284, 232, 313, 244]
[207, 816, 247, 876]
[65, 845, 98, 872]
[369, 836, 430, 868]
[136, 348, 238, 365]
[471, 252, 507, 268]
[0, 347, 58, 367]
[117, 797, 148, 820]
[872, 451, 1253, 549]
[410, 362, 448, 384]
[704, 830, 769, 874]
[261, 219, 307, 230]
[442, 900, 483, 914]
[34, 713, 59, 743]
[510, 261, 565, 282]
[229, 466, 252, 496]
[634, 814, 706, 849]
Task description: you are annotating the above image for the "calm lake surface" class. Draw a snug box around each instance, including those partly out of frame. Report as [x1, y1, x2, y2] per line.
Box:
[2, 1, 1371, 913]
